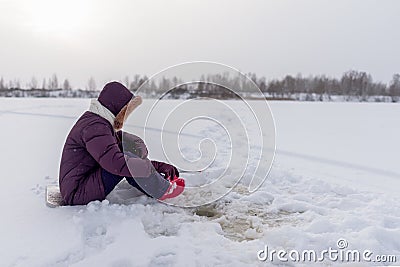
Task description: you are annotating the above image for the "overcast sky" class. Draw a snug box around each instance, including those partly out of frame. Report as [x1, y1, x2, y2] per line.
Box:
[1, 0, 399, 88]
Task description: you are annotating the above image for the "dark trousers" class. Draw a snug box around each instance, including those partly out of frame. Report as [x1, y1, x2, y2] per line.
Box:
[101, 168, 170, 199]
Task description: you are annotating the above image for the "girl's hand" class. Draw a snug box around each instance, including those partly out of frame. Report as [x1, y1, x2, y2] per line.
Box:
[151, 161, 180, 181]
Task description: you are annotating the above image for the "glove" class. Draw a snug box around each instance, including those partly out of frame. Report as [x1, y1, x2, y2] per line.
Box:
[125, 156, 153, 178]
[151, 160, 180, 181]
[121, 132, 148, 159]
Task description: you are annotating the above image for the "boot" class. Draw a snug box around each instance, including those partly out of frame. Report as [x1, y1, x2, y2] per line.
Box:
[159, 176, 185, 200]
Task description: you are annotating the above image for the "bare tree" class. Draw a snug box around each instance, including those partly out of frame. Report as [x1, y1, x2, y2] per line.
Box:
[258, 77, 267, 93]
[49, 74, 59, 89]
[389, 74, 400, 102]
[124, 76, 130, 88]
[29, 77, 38, 89]
[87, 77, 97, 91]
[315, 76, 327, 101]
[63, 79, 72, 91]
[47, 78, 52, 89]
[129, 74, 141, 90]
[341, 70, 356, 99]
[138, 75, 148, 88]
[9, 79, 21, 89]
[267, 80, 281, 98]
[283, 75, 296, 96]
[0, 77, 5, 90]
[41, 79, 47, 90]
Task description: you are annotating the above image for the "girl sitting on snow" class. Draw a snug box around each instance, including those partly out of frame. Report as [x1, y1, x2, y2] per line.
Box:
[59, 81, 185, 205]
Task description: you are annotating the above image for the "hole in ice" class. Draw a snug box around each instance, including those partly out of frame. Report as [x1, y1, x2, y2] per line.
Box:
[194, 205, 221, 218]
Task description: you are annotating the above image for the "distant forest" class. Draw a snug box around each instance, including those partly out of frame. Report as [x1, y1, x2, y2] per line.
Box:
[1, 70, 399, 102]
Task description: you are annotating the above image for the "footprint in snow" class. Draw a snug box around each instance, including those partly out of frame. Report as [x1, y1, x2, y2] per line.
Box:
[31, 184, 44, 195]
[149, 252, 176, 267]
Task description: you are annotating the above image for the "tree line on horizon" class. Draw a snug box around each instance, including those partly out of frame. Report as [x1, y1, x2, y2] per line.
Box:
[0, 70, 399, 102]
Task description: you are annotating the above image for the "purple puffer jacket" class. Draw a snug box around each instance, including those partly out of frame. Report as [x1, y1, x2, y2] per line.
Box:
[59, 82, 152, 205]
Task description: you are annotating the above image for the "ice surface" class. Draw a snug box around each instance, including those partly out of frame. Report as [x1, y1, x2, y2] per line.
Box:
[0, 98, 399, 266]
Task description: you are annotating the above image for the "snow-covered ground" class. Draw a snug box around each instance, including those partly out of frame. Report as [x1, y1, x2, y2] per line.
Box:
[0, 98, 399, 266]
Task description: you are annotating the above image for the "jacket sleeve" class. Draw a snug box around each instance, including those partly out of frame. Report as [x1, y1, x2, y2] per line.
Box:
[118, 130, 148, 159]
[82, 122, 152, 177]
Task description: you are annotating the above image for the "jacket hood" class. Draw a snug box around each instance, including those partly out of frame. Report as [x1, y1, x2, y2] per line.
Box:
[98, 81, 134, 116]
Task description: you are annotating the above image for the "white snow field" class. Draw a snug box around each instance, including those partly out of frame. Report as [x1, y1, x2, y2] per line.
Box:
[0, 98, 399, 266]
